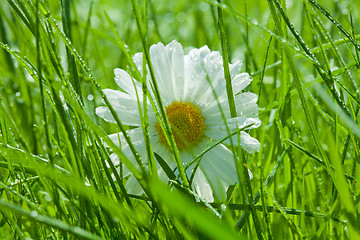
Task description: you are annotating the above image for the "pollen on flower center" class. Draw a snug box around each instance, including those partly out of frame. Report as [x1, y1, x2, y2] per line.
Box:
[156, 101, 206, 151]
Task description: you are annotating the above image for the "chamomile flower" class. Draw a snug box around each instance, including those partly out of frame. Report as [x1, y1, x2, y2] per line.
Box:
[96, 40, 261, 201]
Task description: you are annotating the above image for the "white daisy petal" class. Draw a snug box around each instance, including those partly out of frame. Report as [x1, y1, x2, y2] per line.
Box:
[108, 129, 148, 174]
[230, 60, 242, 78]
[206, 117, 261, 142]
[114, 68, 141, 95]
[107, 130, 146, 182]
[103, 89, 139, 110]
[110, 153, 120, 166]
[126, 175, 144, 195]
[109, 153, 131, 177]
[194, 51, 227, 106]
[236, 92, 258, 105]
[235, 92, 259, 118]
[203, 50, 223, 82]
[95, 106, 117, 123]
[200, 144, 238, 185]
[165, 40, 185, 100]
[150, 41, 185, 104]
[238, 103, 259, 118]
[184, 46, 211, 102]
[226, 117, 262, 130]
[132, 52, 144, 73]
[180, 150, 193, 164]
[108, 128, 148, 181]
[198, 164, 230, 201]
[232, 73, 252, 95]
[191, 169, 214, 202]
[240, 131, 261, 154]
[201, 98, 231, 121]
[108, 127, 145, 147]
[108, 133, 121, 147]
[95, 106, 141, 126]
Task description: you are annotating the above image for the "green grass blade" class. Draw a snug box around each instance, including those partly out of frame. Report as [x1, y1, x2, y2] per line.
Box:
[0, 199, 103, 240]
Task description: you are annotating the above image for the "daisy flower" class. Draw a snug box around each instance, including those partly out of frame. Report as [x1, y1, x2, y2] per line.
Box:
[96, 40, 261, 201]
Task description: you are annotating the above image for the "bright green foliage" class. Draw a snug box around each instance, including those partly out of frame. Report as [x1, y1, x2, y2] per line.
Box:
[0, 0, 359, 239]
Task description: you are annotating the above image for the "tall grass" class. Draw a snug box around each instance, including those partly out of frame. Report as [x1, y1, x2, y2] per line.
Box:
[0, 0, 359, 239]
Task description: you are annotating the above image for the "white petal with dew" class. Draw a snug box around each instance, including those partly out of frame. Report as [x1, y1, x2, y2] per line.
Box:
[200, 144, 238, 185]
[235, 92, 259, 118]
[103, 89, 140, 110]
[108, 127, 145, 147]
[206, 117, 261, 144]
[179, 150, 194, 164]
[183, 46, 211, 102]
[191, 51, 227, 106]
[110, 153, 120, 166]
[240, 131, 261, 154]
[114, 68, 140, 95]
[132, 52, 143, 74]
[165, 40, 185, 101]
[150, 41, 185, 104]
[126, 175, 144, 195]
[229, 60, 242, 78]
[235, 92, 258, 105]
[95, 106, 117, 123]
[108, 128, 148, 180]
[226, 117, 262, 130]
[95, 106, 141, 126]
[203, 50, 223, 82]
[198, 165, 229, 201]
[109, 153, 131, 177]
[201, 98, 231, 123]
[232, 73, 252, 95]
[191, 169, 214, 202]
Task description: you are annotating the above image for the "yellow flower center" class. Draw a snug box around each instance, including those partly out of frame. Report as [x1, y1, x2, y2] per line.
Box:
[156, 102, 206, 151]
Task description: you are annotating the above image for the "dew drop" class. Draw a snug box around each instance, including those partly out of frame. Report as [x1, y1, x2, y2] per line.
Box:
[87, 94, 94, 101]
[30, 211, 38, 217]
[45, 195, 51, 201]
